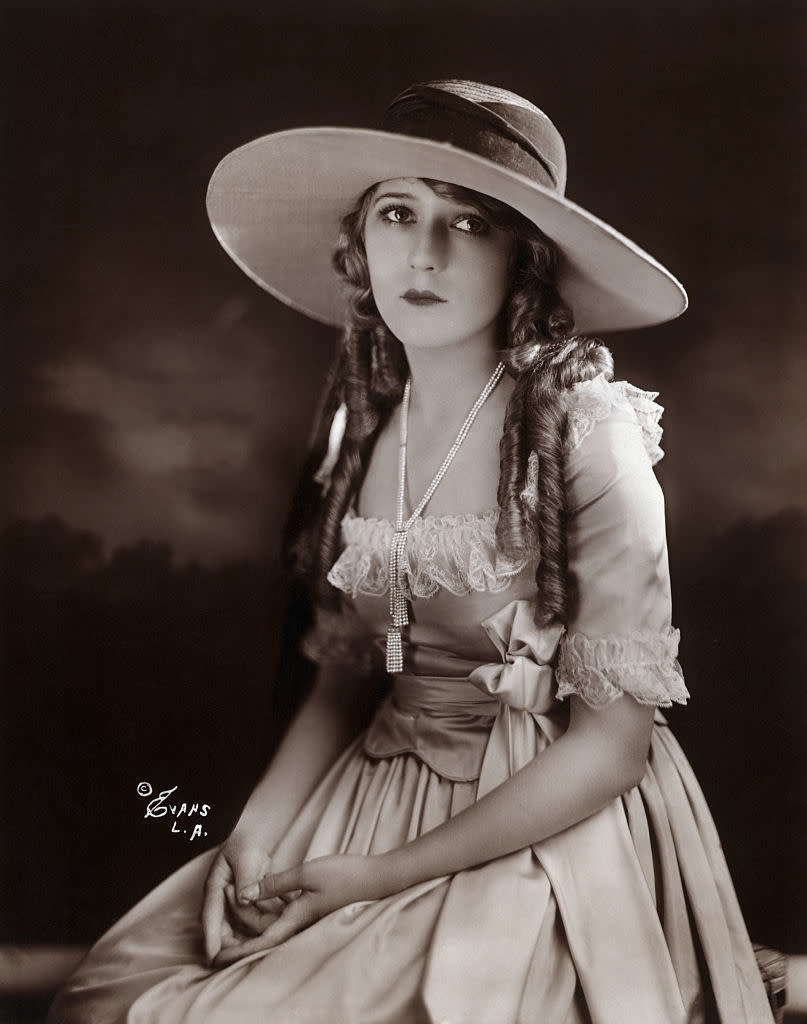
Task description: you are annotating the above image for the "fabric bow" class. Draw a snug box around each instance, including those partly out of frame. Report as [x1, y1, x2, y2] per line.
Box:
[468, 599, 565, 797]
[423, 598, 687, 1023]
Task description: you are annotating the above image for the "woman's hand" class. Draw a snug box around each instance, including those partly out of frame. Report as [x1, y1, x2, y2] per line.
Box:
[201, 833, 281, 965]
[212, 854, 387, 967]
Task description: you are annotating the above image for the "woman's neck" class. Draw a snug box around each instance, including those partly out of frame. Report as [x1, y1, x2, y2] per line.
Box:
[403, 337, 504, 428]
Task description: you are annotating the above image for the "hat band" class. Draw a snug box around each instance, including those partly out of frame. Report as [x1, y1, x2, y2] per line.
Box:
[383, 85, 560, 193]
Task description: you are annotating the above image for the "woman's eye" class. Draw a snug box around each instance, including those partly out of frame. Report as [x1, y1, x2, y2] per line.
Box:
[454, 214, 489, 235]
[378, 205, 414, 225]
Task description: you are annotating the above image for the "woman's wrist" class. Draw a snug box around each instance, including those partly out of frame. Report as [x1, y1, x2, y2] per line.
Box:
[372, 846, 423, 898]
[229, 815, 279, 855]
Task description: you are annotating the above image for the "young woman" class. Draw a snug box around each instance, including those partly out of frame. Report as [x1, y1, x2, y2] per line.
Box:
[49, 80, 775, 1023]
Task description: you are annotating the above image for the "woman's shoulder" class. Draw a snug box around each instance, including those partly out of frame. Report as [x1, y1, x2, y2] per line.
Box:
[564, 373, 665, 467]
[519, 374, 667, 516]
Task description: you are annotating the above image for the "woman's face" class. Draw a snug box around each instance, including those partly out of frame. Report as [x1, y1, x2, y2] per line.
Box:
[362, 178, 513, 351]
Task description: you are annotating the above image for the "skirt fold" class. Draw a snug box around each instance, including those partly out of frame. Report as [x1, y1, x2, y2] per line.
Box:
[48, 721, 773, 1024]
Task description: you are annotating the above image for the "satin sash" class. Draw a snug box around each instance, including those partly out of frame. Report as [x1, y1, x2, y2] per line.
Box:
[402, 599, 689, 1023]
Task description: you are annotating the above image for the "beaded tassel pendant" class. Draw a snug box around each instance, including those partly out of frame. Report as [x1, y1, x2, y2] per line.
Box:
[386, 528, 408, 673]
[385, 364, 505, 673]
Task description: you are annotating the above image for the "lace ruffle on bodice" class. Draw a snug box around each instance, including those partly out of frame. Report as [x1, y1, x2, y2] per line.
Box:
[328, 377, 665, 600]
[327, 509, 529, 599]
[316, 376, 688, 710]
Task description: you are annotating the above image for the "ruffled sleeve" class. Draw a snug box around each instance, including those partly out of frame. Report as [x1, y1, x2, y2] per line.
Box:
[553, 377, 689, 708]
[556, 629, 687, 708]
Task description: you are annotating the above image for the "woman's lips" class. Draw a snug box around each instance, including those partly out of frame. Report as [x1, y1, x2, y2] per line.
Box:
[401, 290, 447, 306]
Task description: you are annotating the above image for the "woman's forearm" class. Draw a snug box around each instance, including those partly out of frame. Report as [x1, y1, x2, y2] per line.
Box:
[376, 698, 655, 893]
[233, 663, 374, 849]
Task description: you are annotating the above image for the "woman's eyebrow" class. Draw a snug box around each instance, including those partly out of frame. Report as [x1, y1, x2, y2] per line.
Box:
[370, 190, 487, 219]
[372, 190, 416, 204]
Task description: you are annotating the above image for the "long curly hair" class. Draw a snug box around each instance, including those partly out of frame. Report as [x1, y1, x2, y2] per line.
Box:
[284, 179, 613, 625]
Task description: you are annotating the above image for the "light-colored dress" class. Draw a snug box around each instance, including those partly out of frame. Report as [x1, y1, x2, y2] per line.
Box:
[48, 376, 773, 1023]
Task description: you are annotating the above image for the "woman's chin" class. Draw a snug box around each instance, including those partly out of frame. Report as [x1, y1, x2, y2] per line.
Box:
[383, 321, 495, 353]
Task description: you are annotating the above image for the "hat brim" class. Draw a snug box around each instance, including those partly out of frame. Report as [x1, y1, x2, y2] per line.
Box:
[206, 127, 687, 334]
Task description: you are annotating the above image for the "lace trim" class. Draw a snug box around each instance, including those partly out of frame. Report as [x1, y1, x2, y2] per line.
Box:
[519, 376, 663, 516]
[328, 376, 663, 600]
[566, 374, 665, 466]
[555, 628, 689, 708]
[327, 509, 530, 599]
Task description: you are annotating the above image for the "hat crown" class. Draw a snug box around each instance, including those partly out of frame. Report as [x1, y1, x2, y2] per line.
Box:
[416, 79, 549, 116]
[385, 79, 567, 194]
[206, 78, 687, 333]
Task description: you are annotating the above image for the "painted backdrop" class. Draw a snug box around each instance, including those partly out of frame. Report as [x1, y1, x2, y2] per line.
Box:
[2, 0, 805, 958]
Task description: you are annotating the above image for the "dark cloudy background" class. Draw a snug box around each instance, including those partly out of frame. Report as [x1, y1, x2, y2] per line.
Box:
[1, 0, 805, 962]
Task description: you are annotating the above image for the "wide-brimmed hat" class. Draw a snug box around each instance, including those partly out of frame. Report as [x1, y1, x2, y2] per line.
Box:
[206, 79, 687, 334]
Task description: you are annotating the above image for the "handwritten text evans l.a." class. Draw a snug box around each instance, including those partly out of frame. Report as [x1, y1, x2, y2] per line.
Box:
[137, 782, 211, 842]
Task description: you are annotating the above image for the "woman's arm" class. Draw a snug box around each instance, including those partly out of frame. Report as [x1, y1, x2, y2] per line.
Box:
[227, 397, 683, 955]
[231, 657, 376, 850]
[224, 693, 653, 961]
[377, 396, 680, 889]
[374, 694, 653, 893]
[203, 653, 376, 962]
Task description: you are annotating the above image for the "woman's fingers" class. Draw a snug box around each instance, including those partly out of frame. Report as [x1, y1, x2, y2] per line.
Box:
[217, 913, 238, 954]
[201, 854, 231, 963]
[239, 865, 305, 903]
[202, 899, 224, 963]
[222, 885, 264, 936]
[203, 847, 285, 964]
[275, 888, 304, 905]
[213, 898, 316, 966]
[231, 849, 273, 907]
[270, 866, 307, 894]
[224, 884, 288, 934]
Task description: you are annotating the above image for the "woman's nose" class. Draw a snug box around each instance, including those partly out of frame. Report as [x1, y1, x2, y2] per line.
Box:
[408, 221, 448, 272]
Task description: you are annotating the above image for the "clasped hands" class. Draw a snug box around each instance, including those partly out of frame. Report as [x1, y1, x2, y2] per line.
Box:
[203, 842, 390, 967]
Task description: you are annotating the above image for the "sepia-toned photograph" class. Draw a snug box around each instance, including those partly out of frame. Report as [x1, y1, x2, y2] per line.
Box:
[1, 0, 805, 1021]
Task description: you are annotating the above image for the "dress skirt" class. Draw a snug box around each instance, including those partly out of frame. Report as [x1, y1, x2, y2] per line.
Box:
[48, 667, 773, 1024]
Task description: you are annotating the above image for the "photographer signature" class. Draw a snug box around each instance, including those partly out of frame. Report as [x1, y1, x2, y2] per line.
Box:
[137, 781, 211, 842]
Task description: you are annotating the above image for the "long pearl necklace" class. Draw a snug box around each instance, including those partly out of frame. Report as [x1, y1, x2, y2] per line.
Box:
[386, 361, 506, 673]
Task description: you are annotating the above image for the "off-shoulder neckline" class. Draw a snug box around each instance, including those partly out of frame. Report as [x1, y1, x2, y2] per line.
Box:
[346, 506, 499, 529]
[346, 376, 663, 528]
